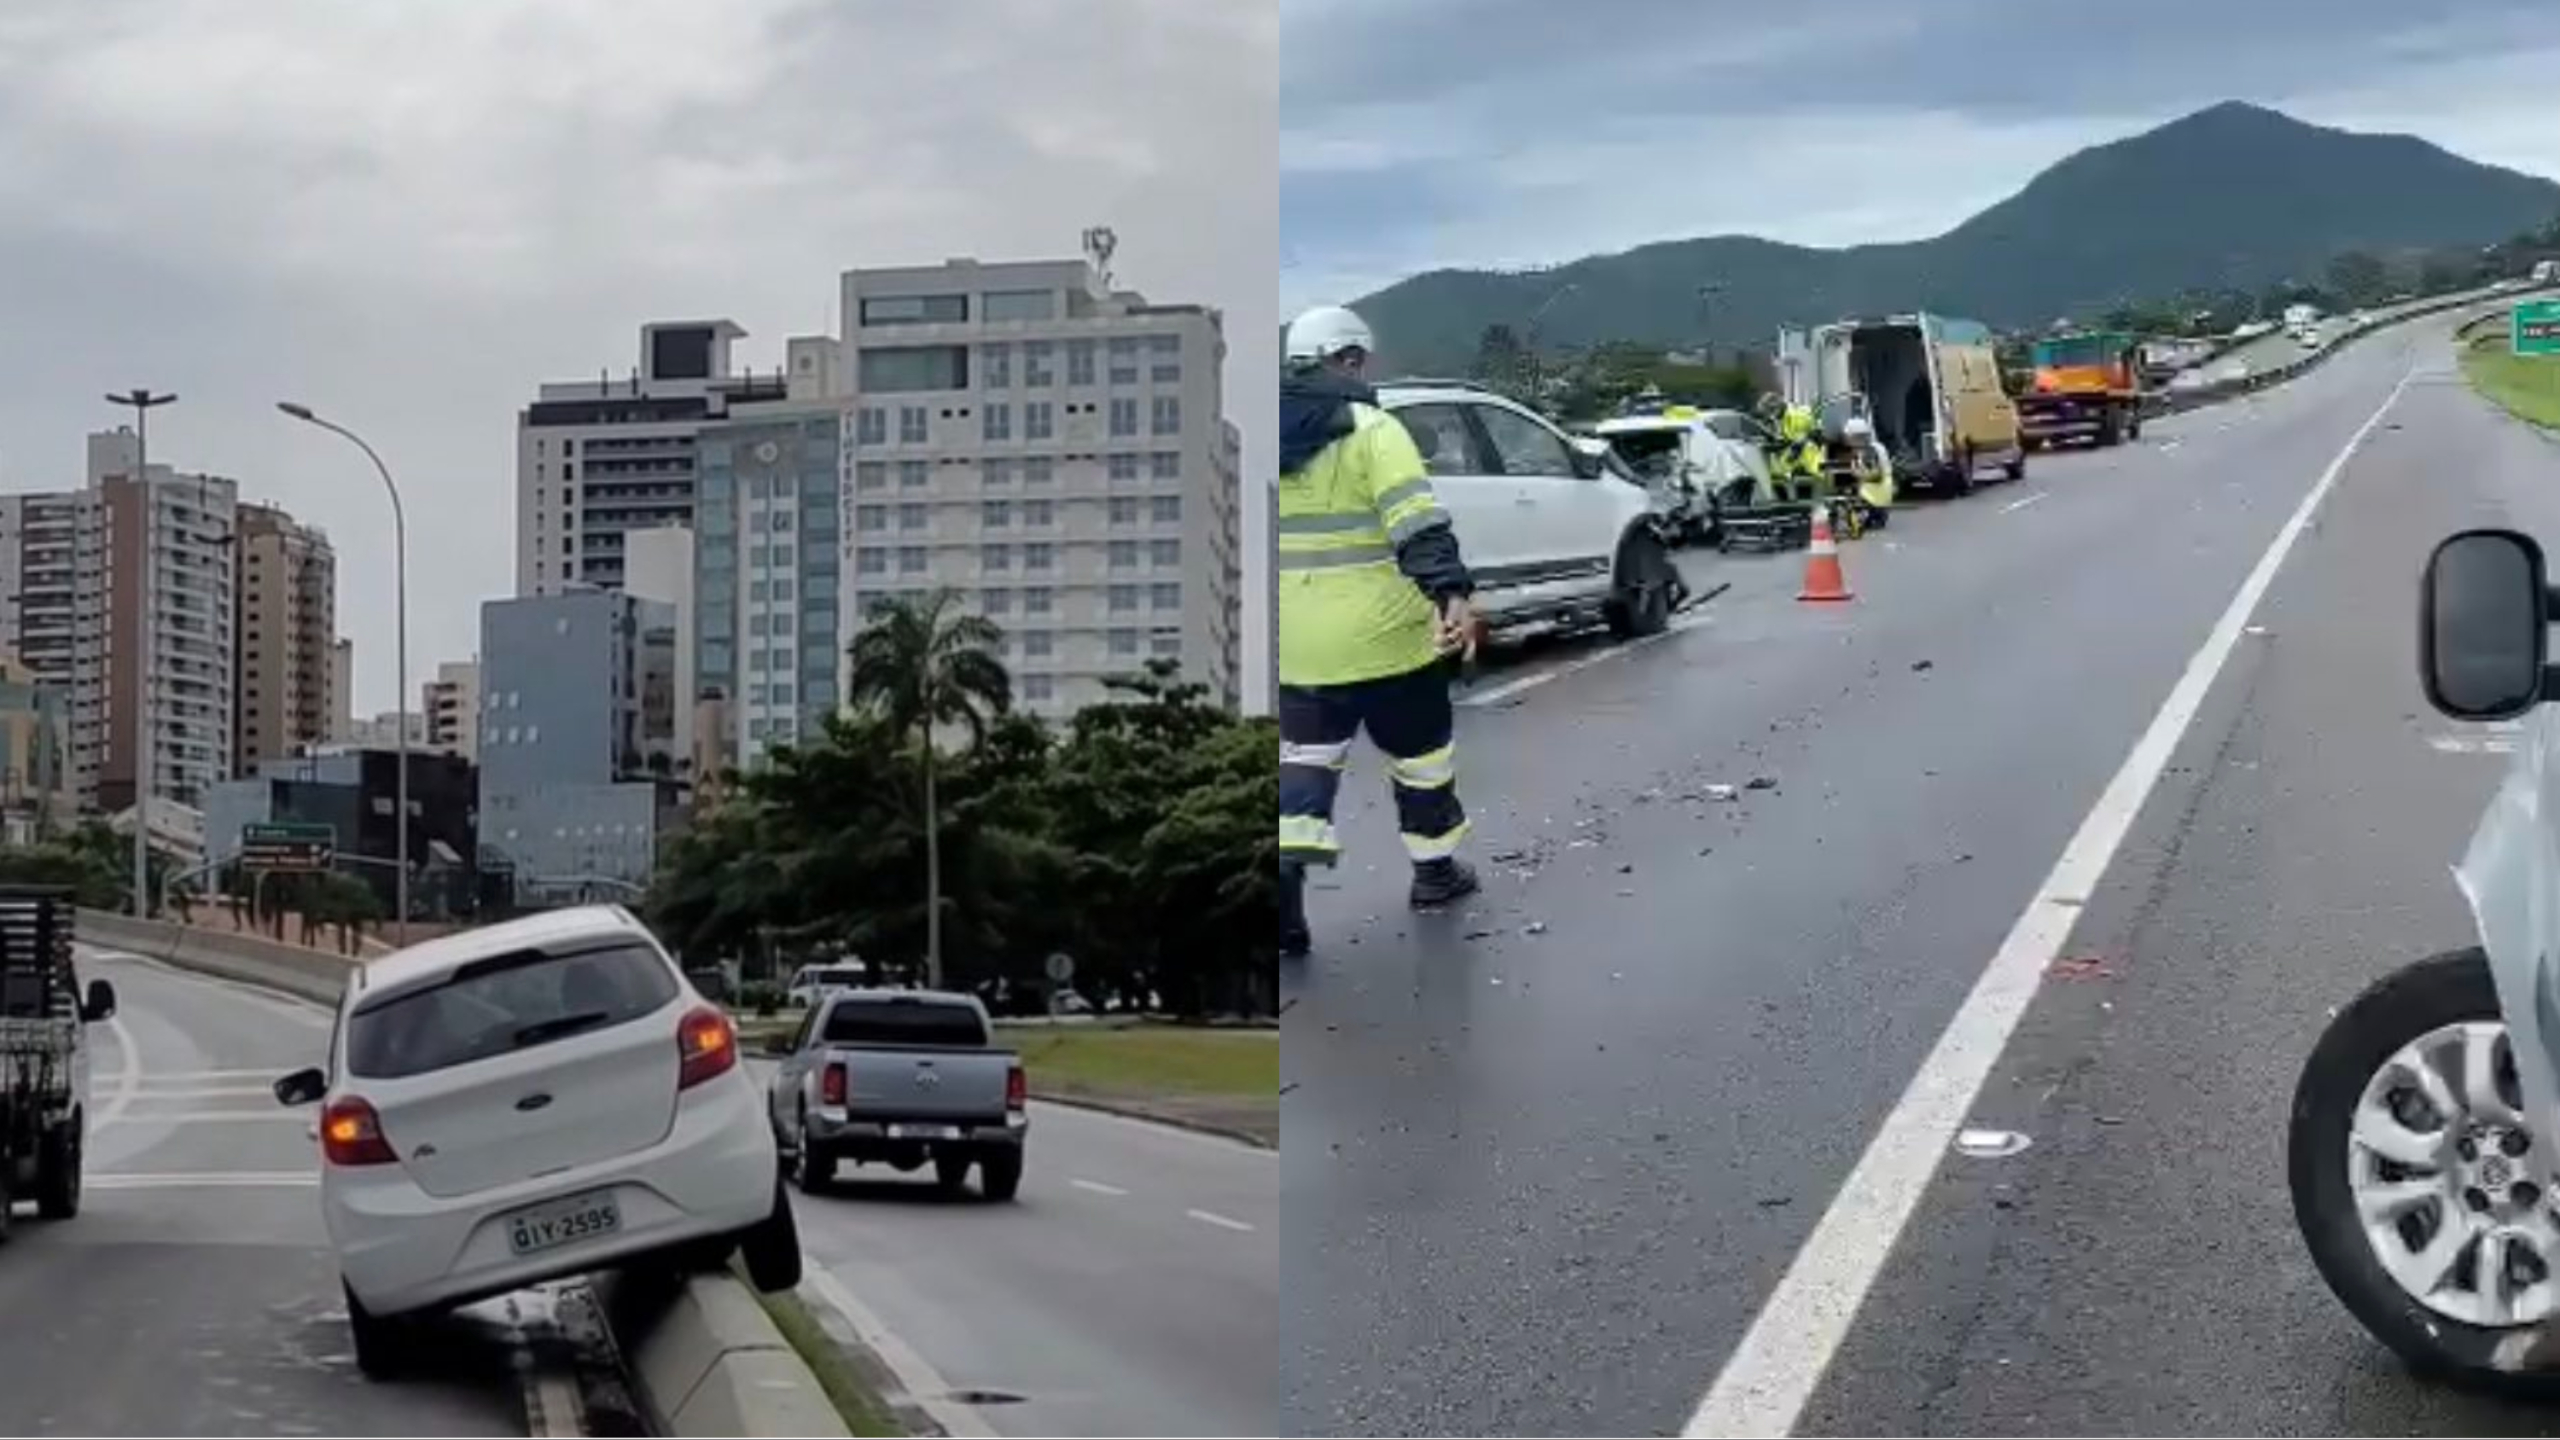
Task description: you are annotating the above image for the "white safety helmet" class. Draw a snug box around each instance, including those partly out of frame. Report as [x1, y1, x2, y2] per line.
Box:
[1285, 305, 1375, 367]
[1841, 415, 1875, 444]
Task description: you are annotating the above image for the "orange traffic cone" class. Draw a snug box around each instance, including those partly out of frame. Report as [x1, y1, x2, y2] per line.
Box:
[1798, 504, 1855, 603]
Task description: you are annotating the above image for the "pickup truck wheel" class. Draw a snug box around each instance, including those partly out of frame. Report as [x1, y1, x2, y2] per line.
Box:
[0, 1160, 16, 1244]
[980, 1148, 1024, 1202]
[33, 1118, 78, 1219]
[738, 1179, 804, 1293]
[791, 1110, 835, 1195]
[934, 1154, 973, 1193]
[345, 1282, 412, 1380]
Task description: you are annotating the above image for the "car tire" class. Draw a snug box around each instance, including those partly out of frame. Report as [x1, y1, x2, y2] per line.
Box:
[934, 1154, 973, 1194]
[791, 1112, 835, 1195]
[0, 1160, 17, 1245]
[2288, 947, 2560, 1397]
[980, 1148, 1024, 1202]
[739, 1180, 804, 1293]
[345, 1281, 412, 1380]
[33, 1117, 79, 1220]
[1603, 532, 1675, 641]
[1946, 446, 1976, 497]
[2003, 444, 2028, 482]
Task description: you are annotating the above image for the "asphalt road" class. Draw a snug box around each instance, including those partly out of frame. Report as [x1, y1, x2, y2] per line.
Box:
[763, 1064, 1279, 1438]
[1280, 312, 2523, 1435]
[27, 950, 524, 1437]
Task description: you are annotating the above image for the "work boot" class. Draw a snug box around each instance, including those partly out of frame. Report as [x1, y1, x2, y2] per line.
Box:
[1408, 857, 1481, 911]
[1280, 861, 1311, 959]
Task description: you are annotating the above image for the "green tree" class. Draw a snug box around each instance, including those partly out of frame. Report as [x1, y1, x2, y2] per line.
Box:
[2327, 250, 2389, 306]
[841, 589, 1012, 987]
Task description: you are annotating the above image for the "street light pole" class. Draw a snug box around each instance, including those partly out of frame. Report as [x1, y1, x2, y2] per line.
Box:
[277, 402, 410, 945]
[106, 390, 176, 918]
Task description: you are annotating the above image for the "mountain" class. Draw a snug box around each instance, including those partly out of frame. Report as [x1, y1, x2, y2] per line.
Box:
[1348, 102, 2560, 373]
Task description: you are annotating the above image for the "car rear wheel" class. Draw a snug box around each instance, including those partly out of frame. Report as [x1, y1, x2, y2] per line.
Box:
[345, 1282, 413, 1380]
[791, 1110, 835, 1195]
[980, 1148, 1024, 1202]
[34, 1117, 79, 1220]
[739, 1179, 804, 1293]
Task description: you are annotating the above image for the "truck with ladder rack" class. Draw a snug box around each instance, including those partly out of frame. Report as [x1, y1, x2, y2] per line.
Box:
[0, 887, 116, 1235]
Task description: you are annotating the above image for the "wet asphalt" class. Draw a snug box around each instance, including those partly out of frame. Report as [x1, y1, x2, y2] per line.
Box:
[1280, 314, 2555, 1436]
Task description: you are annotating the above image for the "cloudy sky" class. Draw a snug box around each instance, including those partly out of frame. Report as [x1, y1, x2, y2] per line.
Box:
[1281, 0, 2560, 314]
[0, 0, 1274, 715]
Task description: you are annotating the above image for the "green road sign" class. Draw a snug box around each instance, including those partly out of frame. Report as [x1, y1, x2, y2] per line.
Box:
[2515, 300, 2560, 357]
[242, 821, 336, 872]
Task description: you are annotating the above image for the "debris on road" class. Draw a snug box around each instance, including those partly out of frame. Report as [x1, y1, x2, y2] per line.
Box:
[1522, 921, 1548, 936]
[1911, 659, 1935, 672]
[1955, 1128, 2033, 1159]
[1756, 1196, 1793, 1209]
[1745, 776, 1778, 791]
[1702, 784, 1740, 801]
[2048, 956, 2116, 980]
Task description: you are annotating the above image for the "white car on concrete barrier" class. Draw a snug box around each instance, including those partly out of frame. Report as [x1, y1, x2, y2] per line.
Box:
[271, 905, 801, 1377]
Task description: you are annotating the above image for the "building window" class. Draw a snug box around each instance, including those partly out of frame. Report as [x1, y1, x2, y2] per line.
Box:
[856, 461, 888, 490]
[1023, 341, 1054, 387]
[1024, 401, 1053, 440]
[772, 682, 795, 705]
[898, 502, 927, 531]
[1151, 396, 1181, 435]
[1023, 456, 1053, 486]
[1022, 631, 1053, 658]
[1108, 337, 1140, 384]
[858, 344, 969, 392]
[750, 613, 771, 637]
[1109, 539, 1139, 569]
[983, 403, 1011, 441]
[1108, 628, 1140, 657]
[1150, 451, 1180, 481]
[982, 500, 1012, 527]
[1109, 583, 1139, 612]
[1024, 542, 1054, 571]
[1151, 495, 1182, 524]
[982, 587, 1012, 613]
[1067, 339, 1096, 386]
[1023, 586, 1053, 614]
[981, 543, 1012, 570]
[857, 547, 888, 575]
[774, 577, 795, 600]
[861, 293, 968, 326]
[899, 406, 928, 444]
[1109, 497, 1139, 526]
[982, 458, 1013, 487]
[982, 289, 1055, 323]
[1018, 498, 1050, 528]
[899, 460, 928, 488]
[1023, 674, 1054, 702]
[1109, 453, 1140, 483]
[750, 650, 769, 673]
[1149, 538, 1180, 566]
[982, 342, 1012, 388]
[1150, 628, 1182, 658]
[1150, 333, 1182, 383]
[857, 408, 887, 446]
[1109, 398, 1139, 437]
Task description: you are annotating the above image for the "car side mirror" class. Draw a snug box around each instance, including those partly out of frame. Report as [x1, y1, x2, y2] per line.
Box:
[273, 1066, 327, 1107]
[763, 1030, 796, 1057]
[80, 979, 115, 1023]
[1569, 445, 1604, 480]
[2421, 529, 2557, 720]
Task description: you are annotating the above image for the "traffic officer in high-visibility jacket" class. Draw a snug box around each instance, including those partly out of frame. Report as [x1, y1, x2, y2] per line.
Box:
[1774, 402, 1828, 503]
[1277, 304, 1481, 960]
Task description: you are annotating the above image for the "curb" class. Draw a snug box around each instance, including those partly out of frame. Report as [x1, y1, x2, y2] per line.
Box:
[1034, 1089, 1277, 1150]
[601, 1269, 850, 1438]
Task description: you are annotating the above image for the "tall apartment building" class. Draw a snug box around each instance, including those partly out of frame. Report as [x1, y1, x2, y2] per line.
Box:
[513, 320, 789, 598]
[233, 501, 338, 778]
[423, 658, 481, 761]
[836, 254, 1243, 719]
[692, 405, 843, 769]
[0, 491, 95, 800]
[89, 430, 238, 813]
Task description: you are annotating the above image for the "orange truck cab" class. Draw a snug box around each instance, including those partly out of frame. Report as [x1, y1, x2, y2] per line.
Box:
[2016, 331, 2144, 449]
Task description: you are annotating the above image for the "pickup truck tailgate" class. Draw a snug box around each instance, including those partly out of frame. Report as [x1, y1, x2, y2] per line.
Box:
[841, 1047, 1012, 1120]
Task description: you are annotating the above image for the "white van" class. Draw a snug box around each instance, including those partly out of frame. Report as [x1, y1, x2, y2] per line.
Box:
[1785, 314, 2026, 495]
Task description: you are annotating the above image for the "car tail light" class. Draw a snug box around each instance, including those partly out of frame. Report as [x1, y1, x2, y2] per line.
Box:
[321, 1096, 397, 1167]
[1006, 1063, 1027, 1112]
[820, 1062, 847, 1107]
[677, 1006, 737, 1090]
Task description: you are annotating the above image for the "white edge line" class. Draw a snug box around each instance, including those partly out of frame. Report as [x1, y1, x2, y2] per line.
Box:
[1185, 1208, 1254, 1233]
[1682, 362, 2419, 1439]
[1070, 1177, 1131, 1196]
[1028, 1099, 1275, 1158]
[800, 1261, 999, 1439]
[96, 1014, 142, 1134]
[1999, 490, 2050, 514]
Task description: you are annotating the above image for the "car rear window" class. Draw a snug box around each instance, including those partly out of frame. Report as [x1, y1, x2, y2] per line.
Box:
[346, 941, 680, 1080]
[820, 998, 988, 1048]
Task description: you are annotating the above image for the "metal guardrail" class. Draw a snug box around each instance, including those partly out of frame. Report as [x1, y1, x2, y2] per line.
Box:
[2140, 283, 2560, 421]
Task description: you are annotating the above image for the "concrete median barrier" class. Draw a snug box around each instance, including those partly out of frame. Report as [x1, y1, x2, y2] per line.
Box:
[600, 1269, 849, 1438]
[77, 908, 357, 1006]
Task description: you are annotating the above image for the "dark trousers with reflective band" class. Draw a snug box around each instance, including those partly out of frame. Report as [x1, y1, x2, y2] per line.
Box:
[1278, 662, 1467, 868]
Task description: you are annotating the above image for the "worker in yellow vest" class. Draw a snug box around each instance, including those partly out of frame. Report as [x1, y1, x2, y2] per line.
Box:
[1277, 304, 1481, 960]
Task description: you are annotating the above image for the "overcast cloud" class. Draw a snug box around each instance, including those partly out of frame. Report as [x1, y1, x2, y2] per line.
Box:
[0, 0, 1275, 714]
[1280, 0, 2560, 313]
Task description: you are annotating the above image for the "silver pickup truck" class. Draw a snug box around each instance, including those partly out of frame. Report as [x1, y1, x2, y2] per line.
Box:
[764, 988, 1028, 1201]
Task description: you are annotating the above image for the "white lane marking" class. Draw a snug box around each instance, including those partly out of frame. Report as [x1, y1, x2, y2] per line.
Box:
[1459, 609, 1717, 710]
[2430, 736, 2519, 755]
[1684, 362, 2419, 1439]
[99, 1109, 308, 1124]
[129, 1068, 292, 1084]
[126, 1082, 279, 1099]
[1999, 490, 2050, 514]
[95, 1014, 142, 1134]
[89, 1170, 317, 1189]
[1071, 1177, 1130, 1196]
[801, 1262, 998, 1439]
[1186, 1208, 1255, 1233]
[1027, 1099, 1276, 1158]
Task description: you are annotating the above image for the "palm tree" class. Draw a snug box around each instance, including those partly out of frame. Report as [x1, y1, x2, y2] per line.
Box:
[844, 588, 1011, 987]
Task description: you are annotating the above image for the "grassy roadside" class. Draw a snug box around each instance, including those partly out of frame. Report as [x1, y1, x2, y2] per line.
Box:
[754, 1286, 906, 1437]
[2461, 335, 2560, 428]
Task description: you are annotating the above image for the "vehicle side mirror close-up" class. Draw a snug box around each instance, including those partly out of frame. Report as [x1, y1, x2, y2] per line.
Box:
[80, 979, 115, 1023]
[272, 1066, 327, 1108]
[1569, 445, 1605, 479]
[2420, 528, 2555, 721]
